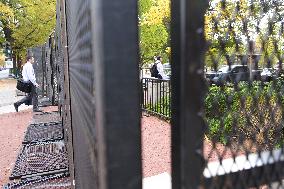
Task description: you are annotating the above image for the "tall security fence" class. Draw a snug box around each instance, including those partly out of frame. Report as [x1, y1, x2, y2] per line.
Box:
[14, 0, 284, 188]
[27, 35, 58, 106]
[28, 46, 46, 97]
[171, 0, 284, 188]
[52, 0, 75, 186]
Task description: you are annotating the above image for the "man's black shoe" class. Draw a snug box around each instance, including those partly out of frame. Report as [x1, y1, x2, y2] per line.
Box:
[14, 103, 18, 112]
[33, 108, 42, 112]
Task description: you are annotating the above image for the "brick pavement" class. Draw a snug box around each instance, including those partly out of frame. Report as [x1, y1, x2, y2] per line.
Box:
[0, 78, 58, 187]
[0, 110, 32, 186]
[0, 106, 59, 187]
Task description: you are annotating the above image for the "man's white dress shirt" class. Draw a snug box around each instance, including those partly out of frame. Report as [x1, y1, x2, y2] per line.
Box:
[156, 60, 169, 79]
[22, 61, 38, 86]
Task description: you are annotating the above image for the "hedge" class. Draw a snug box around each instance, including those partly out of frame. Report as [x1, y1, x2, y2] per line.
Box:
[147, 78, 284, 148]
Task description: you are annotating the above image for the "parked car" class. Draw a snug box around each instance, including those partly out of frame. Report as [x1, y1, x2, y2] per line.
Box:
[205, 70, 217, 80]
[205, 66, 229, 84]
[261, 68, 275, 82]
[252, 69, 262, 80]
[211, 65, 261, 86]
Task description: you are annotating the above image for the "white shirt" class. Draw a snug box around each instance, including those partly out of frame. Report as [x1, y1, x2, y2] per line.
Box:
[22, 61, 38, 86]
[156, 60, 169, 79]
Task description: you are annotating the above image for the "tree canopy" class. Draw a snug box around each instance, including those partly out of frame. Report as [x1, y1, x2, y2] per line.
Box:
[204, 0, 284, 68]
[0, 0, 56, 57]
[139, 0, 170, 65]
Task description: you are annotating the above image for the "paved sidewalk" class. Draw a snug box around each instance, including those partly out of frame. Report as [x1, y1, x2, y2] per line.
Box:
[0, 106, 59, 187]
[0, 78, 22, 107]
[0, 110, 32, 186]
[0, 69, 9, 79]
[0, 104, 31, 114]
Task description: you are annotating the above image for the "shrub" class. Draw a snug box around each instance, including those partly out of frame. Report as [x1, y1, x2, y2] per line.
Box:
[205, 80, 284, 148]
[146, 78, 284, 148]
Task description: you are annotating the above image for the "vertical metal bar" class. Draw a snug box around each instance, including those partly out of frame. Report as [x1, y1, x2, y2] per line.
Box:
[141, 79, 146, 109]
[156, 80, 158, 113]
[144, 79, 146, 109]
[151, 79, 154, 111]
[153, 79, 156, 112]
[166, 82, 169, 118]
[146, 79, 149, 109]
[169, 81, 171, 118]
[159, 80, 161, 114]
[148, 79, 151, 111]
[162, 81, 165, 116]
[50, 36, 55, 105]
[60, 0, 75, 187]
[171, 0, 208, 188]
[141, 79, 144, 109]
[43, 46, 46, 95]
[90, 0, 142, 188]
[40, 47, 44, 96]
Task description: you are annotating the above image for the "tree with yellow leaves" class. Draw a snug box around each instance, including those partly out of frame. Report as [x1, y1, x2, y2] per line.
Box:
[0, 1, 14, 44]
[0, 0, 56, 57]
[139, 0, 170, 65]
[204, 0, 284, 69]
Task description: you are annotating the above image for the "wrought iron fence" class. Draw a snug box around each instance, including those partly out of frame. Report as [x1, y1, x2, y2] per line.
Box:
[141, 78, 171, 119]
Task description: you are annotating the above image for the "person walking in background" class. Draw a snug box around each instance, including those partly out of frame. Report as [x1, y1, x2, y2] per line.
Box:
[14, 56, 41, 112]
[155, 56, 169, 80]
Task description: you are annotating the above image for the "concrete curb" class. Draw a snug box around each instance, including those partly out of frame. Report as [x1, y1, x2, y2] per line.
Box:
[143, 173, 171, 189]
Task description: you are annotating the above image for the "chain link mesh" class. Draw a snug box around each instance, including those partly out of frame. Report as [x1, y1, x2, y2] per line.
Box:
[203, 0, 284, 188]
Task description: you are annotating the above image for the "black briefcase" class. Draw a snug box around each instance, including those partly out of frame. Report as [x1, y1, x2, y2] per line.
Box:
[16, 79, 32, 93]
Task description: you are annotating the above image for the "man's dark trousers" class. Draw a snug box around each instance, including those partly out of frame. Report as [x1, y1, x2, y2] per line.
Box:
[15, 83, 38, 111]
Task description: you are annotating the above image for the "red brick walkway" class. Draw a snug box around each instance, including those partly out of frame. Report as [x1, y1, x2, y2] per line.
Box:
[0, 106, 58, 187]
[0, 110, 32, 186]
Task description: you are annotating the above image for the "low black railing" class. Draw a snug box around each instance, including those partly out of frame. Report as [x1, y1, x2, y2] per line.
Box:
[141, 77, 171, 119]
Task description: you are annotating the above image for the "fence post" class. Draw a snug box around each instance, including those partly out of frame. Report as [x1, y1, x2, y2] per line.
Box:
[171, 0, 208, 188]
[90, 0, 142, 188]
[57, 0, 75, 187]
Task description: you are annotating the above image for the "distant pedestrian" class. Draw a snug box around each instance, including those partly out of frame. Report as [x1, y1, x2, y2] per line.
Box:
[14, 56, 41, 112]
[155, 56, 169, 80]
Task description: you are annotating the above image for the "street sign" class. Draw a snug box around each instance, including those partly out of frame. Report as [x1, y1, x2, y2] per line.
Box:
[5, 60, 13, 68]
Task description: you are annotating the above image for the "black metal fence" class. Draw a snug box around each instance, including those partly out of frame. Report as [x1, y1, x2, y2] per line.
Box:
[141, 78, 171, 119]
[171, 0, 284, 188]
[28, 46, 46, 97]
[17, 0, 284, 188]
[27, 36, 58, 106]
[55, 0, 75, 185]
